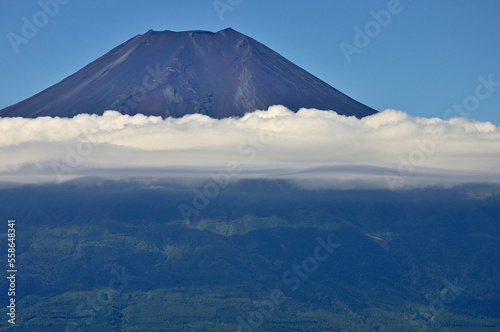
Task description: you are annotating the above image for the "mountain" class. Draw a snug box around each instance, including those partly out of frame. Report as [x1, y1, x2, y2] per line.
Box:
[1, 179, 499, 330]
[0, 28, 376, 119]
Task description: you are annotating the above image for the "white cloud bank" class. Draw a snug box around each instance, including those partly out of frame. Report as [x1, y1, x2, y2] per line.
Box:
[0, 105, 499, 189]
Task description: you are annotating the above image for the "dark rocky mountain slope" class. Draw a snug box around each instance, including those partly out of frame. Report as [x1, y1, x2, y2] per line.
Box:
[0, 28, 376, 118]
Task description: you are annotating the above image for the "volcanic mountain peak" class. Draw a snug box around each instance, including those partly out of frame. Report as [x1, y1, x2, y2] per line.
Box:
[0, 28, 376, 119]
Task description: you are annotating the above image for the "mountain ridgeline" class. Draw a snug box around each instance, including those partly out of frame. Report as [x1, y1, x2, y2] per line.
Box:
[0, 28, 376, 119]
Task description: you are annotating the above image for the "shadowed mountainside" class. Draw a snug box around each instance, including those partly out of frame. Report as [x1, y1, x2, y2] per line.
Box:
[0, 180, 499, 330]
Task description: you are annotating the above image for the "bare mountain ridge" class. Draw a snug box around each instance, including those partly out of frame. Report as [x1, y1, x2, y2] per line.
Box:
[0, 28, 376, 118]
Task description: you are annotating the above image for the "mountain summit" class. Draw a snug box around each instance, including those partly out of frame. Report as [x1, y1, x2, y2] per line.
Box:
[0, 28, 376, 119]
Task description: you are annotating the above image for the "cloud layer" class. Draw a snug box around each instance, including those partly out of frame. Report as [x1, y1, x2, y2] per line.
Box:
[0, 105, 499, 189]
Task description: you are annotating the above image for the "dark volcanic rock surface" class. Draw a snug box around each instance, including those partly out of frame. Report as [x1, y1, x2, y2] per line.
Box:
[0, 28, 376, 119]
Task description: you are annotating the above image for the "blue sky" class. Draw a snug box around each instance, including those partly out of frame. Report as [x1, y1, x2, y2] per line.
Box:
[1, 0, 499, 124]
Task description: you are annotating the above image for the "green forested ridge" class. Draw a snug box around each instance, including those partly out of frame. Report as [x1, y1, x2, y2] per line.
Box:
[0, 180, 499, 331]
